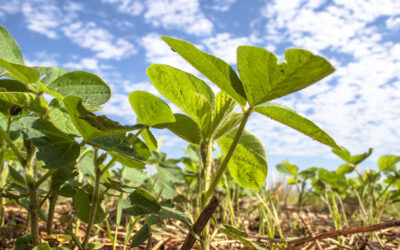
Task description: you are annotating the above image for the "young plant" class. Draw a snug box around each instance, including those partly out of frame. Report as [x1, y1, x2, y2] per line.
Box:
[276, 160, 318, 212]
[133, 36, 341, 249]
[0, 25, 156, 249]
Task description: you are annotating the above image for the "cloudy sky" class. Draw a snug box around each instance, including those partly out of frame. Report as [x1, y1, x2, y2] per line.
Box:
[1, 0, 399, 171]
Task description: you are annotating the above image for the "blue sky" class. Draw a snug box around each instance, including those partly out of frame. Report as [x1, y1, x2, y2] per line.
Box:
[1, 0, 400, 173]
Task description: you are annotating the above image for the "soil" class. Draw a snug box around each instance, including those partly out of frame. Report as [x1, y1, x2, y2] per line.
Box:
[1, 202, 399, 249]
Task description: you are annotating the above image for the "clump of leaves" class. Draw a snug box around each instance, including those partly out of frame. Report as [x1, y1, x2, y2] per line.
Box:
[130, 36, 340, 249]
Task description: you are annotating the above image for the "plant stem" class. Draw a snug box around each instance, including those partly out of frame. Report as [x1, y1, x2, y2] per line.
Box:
[47, 191, 58, 235]
[29, 186, 40, 246]
[204, 109, 252, 204]
[0, 126, 26, 166]
[100, 157, 117, 175]
[22, 139, 41, 246]
[198, 140, 213, 250]
[82, 149, 102, 249]
[0, 129, 7, 227]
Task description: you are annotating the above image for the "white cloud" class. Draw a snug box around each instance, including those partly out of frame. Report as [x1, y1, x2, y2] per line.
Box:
[1, 0, 84, 39]
[386, 16, 400, 29]
[21, 0, 63, 38]
[25, 51, 59, 67]
[102, 0, 145, 16]
[63, 57, 112, 72]
[140, 33, 198, 74]
[202, 33, 254, 64]
[0, 0, 21, 17]
[144, 0, 213, 36]
[62, 22, 137, 60]
[209, 0, 237, 12]
[101, 93, 136, 121]
[120, 81, 159, 96]
[253, 0, 400, 158]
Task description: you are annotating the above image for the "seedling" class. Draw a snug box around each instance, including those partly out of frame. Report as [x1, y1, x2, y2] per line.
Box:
[133, 36, 340, 249]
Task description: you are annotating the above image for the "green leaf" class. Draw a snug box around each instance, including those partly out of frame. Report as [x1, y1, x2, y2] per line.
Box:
[333, 147, 373, 165]
[50, 166, 75, 190]
[332, 147, 351, 162]
[378, 155, 400, 171]
[349, 148, 373, 165]
[0, 25, 24, 65]
[299, 167, 318, 179]
[221, 224, 246, 237]
[77, 151, 95, 177]
[212, 112, 242, 140]
[110, 151, 146, 169]
[49, 98, 81, 136]
[124, 189, 161, 216]
[318, 169, 341, 186]
[0, 58, 40, 83]
[336, 164, 354, 175]
[255, 102, 340, 149]
[162, 36, 246, 106]
[15, 234, 31, 250]
[8, 165, 26, 187]
[72, 186, 106, 224]
[210, 91, 238, 138]
[64, 96, 144, 139]
[87, 133, 150, 163]
[220, 225, 266, 250]
[0, 79, 29, 92]
[276, 160, 298, 176]
[38, 81, 64, 100]
[130, 224, 150, 248]
[141, 128, 158, 151]
[129, 91, 175, 127]
[0, 79, 29, 116]
[48, 71, 111, 106]
[0, 92, 48, 115]
[147, 64, 213, 134]
[167, 113, 201, 144]
[121, 167, 147, 184]
[160, 207, 192, 226]
[87, 242, 104, 249]
[32, 243, 51, 250]
[237, 46, 334, 106]
[20, 117, 80, 169]
[34, 66, 69, 86]
[218, 129, 268, 189]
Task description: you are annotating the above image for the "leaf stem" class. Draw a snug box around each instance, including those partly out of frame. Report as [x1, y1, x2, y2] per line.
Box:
[34, 169, 57, 190]
[128, 127, 146, 144]
[203, 109, 252, 205]
[100, 157, 117, 175]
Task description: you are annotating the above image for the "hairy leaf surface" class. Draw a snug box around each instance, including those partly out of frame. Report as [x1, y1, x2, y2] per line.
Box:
[129, 91, 175, 127]
[20, 117, 80, 169]
[48, 71, 111, 106]
[0, 25, 24, 72]
[147, 64, 213, 133]
[87, 133, 150, 163]
[162, 36, 246, 105]
[378, 155, 400, 171]
[0, 58, 40, 83]
[34, 66, 69, 86]
[167, 113, 201, 144]
[237, 46, 334, 106]
[64, 96, 144, 139]
[0, 91, 47, 115]
[124, 189, 161, 216]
